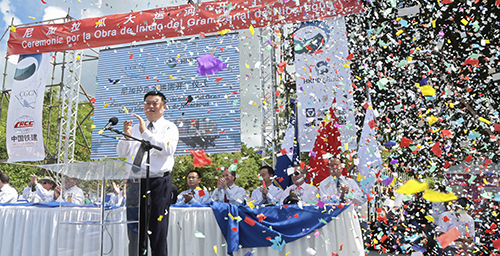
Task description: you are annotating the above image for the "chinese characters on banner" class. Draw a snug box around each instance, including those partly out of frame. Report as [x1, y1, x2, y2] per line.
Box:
[7, 0, 363, 56]
[6, 53, 50, 162]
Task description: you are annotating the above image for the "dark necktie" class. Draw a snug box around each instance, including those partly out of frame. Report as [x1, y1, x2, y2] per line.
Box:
[132, 122, 154, 173]
[337, 178, 345, 202]
[262, 197, 268, 205]
[262, 187, 269, 204]
[224, 187, 229, 203]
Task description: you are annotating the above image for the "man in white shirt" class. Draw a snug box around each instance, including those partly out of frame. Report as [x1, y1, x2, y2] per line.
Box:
[281, 166, 318, 205]
[318, 158, 365, 206]
[54, 176, 84, 205]
[176, 170, 210, 205]
[117, 90, 179, 256]
[250, 166, 283, 206]
[0, 172, 18, 203]
[22, 174, 56, 203]
[211, 169, 246, 205]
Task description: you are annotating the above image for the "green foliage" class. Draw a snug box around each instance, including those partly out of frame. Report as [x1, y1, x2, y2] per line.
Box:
[0, 90, 94, 193]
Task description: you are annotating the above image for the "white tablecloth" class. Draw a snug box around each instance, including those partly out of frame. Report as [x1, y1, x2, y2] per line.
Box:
[0, 205, 364, 256]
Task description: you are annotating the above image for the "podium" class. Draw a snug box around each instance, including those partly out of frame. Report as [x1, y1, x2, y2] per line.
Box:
[38, 160, 160, 256]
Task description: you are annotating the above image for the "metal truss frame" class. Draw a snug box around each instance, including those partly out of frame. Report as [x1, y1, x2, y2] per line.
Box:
[259, 27, 278, 168]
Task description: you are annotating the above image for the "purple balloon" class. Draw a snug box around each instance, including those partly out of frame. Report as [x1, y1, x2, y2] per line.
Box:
[196, 54, 227, 76]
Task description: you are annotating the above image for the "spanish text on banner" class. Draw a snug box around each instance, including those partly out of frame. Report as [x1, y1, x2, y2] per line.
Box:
[7, 0, 363, 56]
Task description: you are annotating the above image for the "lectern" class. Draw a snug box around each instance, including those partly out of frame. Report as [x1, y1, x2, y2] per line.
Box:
[38, 160, 159, 256]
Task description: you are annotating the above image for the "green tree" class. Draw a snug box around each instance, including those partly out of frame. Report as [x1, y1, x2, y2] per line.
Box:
[0, 89, 94, 193]
[171, 144, 263, 194]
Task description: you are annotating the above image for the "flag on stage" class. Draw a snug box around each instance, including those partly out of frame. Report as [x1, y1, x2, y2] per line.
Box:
[274, 155, 292, 190]
[293, 18, 357, 153]
[306, 99, 342, 186]
[274, 100, 300, 190]
[290, 100, 300, 167]
[357, 93, 383, 192]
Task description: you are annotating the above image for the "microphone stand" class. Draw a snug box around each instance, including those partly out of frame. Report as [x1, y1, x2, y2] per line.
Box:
[106, 127, 162, 256]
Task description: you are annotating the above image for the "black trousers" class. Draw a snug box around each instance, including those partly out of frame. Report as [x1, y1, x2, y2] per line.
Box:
[127, 174, 172, 256]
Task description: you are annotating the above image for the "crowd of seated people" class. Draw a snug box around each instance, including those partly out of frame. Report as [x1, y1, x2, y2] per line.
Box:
[1, 157, 365, 209]
[3, 159, 499, 255]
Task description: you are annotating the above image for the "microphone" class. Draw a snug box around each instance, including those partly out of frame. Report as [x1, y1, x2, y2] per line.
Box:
[103, 117, 119, 130]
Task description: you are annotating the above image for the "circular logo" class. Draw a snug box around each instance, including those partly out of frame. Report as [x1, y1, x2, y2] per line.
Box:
[13, 115, 35, 133]
[167, 58, 177, 68]
[293, 22, 330, 55]
[14, 54, 42, 81]
[315, 61, 329, 75]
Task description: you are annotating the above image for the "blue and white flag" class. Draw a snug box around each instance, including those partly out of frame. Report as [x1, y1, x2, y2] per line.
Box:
[357, 93, 383, 192]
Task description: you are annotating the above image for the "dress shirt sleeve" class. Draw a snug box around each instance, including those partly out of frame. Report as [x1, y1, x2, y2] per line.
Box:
[176, 190, 203, 205]
[250, 188, 262, 205]
[225, 186, 246, 204]
[189, 190, 210, 204]
[188, 189, 210, 204]
[116, 127, 138, 158]
[346, 179, 366, 205]
[141, 120, 179, 157]
[266, 186, 283, 204]
[0, 186, 18, 203]
[303, 185, 319, 203]
[211, 188, 222, 202]
[71, 188, 85, 205]
[109, 194, 119, 205]
[35, 184, 55, 203]
[175, 192, 187, 205]
[199, 190, 211, 204]
[22, 186, 32, 201]
[189, 196, 201, 204]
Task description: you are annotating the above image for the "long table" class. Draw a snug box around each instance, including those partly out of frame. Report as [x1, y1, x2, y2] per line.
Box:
[0, 205, 364, 256]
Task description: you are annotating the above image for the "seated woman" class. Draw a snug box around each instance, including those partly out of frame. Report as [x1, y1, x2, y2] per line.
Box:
[22, 174, 56, 203]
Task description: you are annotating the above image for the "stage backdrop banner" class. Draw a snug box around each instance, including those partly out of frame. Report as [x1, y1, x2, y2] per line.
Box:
[91, 33, 240, 158]
[292, 18, 357, 153]
[7, 0, 363, 56]
[6, 53, 50, 162]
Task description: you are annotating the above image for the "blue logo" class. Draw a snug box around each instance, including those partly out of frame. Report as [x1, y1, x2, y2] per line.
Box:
[14, 54, 43, 81]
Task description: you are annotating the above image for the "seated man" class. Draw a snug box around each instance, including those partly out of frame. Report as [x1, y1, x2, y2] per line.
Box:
[176, 170, 210, 205]
[22, 174, 56, 203]
[109, 181, 127, 206]
[54, 176, 85, 205]
[319, 158, 365, 205]
[281, 167, 318, 205]
[0, 172, 18, 203]
[250, 166, 283, 206]
[211, 169, 245, 205]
